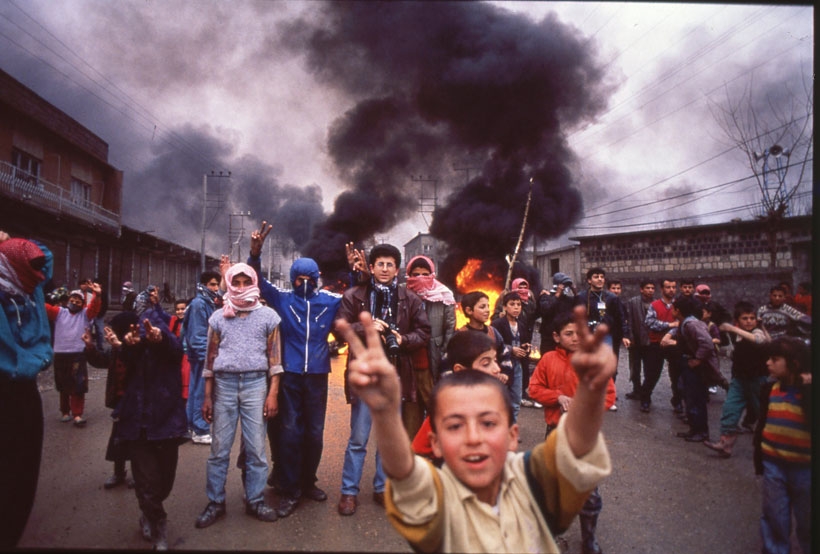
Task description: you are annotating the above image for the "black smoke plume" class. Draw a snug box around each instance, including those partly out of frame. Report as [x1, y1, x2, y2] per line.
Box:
[280, 2, 614, 278]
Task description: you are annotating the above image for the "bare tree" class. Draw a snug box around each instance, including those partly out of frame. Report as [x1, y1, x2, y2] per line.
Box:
[710, 71, 813, 266]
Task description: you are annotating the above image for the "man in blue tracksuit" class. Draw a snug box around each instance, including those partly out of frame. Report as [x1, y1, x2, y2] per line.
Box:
[247, 222, 344, 519]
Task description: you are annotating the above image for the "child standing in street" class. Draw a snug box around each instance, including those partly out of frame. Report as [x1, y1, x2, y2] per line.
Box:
[528, 311, 616, 554]
[704, 302, 769, 457]
[754, 336, 811, 554]
[336, 306, 613, 553]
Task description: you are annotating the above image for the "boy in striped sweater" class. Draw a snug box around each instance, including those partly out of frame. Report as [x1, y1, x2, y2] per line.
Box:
[754, 336, 811, 554]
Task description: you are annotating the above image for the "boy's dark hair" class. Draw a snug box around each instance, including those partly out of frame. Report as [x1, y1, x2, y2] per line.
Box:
[672, 295, 701, 319]
[461, 290, 489, 312]
[586, 267, 606, 280]
[733, 301, 756, 320]
[551, 311, 576, 336]
[368, 244, 401, 268]
[174, 299, 188, 308]
[766, 336, 810, 377]
[429, 369, 513, 433]
[660, 277, 677, 287]
[681, 278, 695, 287]
[446, 330, 496, 369]
[639, 278, 654, 288]
[199, 271, 221, 285]
[770, 285, 786, 294]
[702, 300, 716, 313]
[502, 291, 523, 306]
[607, 279, 622, 288]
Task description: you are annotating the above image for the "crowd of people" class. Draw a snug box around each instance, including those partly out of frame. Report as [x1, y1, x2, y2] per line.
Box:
[0, 225, 812, 553]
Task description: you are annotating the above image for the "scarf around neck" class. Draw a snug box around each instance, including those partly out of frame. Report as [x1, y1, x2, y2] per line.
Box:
[405, 255, 456, 306]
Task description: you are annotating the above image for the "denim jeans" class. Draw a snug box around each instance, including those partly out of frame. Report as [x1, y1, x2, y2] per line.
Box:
[760, 459, 811, 554]
[341, 397, 385, 496]
[276, 372, 329, 497]
[510, 360, 522, 423]
[719, 376, 767, 435]
[206, 371, 268, 505]
[187, 357, 210, 436]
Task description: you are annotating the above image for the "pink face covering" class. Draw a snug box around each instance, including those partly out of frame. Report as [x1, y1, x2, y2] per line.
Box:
[222, 262, 262, 318]
[511, 278, 531, 303]
[405, 255, 456, 306]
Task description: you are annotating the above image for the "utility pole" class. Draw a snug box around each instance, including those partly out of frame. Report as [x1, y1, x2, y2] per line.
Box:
[200, 170, 231, 272]
[411, 175, 438, 229]
[229, 211, 252, 262]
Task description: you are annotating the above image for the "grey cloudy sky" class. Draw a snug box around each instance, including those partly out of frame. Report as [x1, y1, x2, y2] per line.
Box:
[0, 1, 812, 272]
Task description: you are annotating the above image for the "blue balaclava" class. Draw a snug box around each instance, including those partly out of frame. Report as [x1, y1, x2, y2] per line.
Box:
[290, 258, 320, 298]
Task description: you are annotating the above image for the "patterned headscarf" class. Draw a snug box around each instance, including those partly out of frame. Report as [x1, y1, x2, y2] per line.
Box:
[511, 278, 531, 303]
[222, 263, 262, 318]
[405, 255, 456, 306]
[0, 238, 46, 296]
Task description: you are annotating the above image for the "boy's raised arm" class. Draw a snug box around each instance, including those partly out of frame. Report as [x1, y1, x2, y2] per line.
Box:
[564, 306, 617, 458]
[336, 312, 414, 481]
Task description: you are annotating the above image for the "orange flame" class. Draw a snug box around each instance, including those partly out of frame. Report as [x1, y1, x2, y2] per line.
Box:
[454, 258, 504, 328]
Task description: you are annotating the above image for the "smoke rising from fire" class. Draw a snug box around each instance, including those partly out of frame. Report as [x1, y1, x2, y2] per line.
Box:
[280, 1, 614, 277]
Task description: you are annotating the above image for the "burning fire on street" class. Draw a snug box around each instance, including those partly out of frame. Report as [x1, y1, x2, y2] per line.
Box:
[454, 258, 504, 328]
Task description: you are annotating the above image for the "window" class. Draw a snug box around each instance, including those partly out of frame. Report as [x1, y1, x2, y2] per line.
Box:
[71, 178, 92, 208]
[11, 149, 41, 185]
[550, 258, 560, 276]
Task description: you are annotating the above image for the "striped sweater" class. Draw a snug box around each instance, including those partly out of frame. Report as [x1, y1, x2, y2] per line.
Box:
[759, 382, 811, 465]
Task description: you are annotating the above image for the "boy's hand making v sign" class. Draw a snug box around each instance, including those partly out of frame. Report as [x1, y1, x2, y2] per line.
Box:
[564, 305, 617, 457]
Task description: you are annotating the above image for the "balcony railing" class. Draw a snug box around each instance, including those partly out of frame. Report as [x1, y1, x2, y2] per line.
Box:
[0, 161, 120, 233]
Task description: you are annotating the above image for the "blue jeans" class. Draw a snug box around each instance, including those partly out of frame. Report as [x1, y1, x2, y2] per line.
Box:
[187, 357, 210, 436]
[276, 372, 329, 497]
[760, 459, 811, 554]
[719, 376, 767, 435]
[206, 372, 269, 505]
[340, 397, 385, 496]
[509, 361, 522, 423]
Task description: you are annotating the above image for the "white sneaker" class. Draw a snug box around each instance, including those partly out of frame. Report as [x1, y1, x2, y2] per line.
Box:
[520, 399, 534, 408]
[708, 386, 718, 394]
[532, 401, 543, 409]
[192, 433, 212, 445]
[608, 404, 618, 412]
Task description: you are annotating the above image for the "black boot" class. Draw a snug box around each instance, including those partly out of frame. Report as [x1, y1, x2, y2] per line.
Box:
[580, 513, 603, 554]
[152, 518, 167, 551]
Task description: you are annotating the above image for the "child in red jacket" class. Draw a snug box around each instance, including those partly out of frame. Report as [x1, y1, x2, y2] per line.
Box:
[529, 311, 616, 554]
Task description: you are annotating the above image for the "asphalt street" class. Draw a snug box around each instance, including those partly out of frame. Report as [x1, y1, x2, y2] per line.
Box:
[19, 351, 774, 552]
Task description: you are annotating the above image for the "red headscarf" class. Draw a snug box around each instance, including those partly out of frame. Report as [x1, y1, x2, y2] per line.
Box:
[511, 278, 531, 303]
[405, 255, 456, 305]
[0, 238, 46, 296]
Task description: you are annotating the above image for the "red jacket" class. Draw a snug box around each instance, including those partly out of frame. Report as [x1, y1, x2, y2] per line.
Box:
[528, 347, 616, 427]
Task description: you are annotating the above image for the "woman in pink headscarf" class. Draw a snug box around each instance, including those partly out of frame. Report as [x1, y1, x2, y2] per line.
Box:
[404, 255, 457, 387]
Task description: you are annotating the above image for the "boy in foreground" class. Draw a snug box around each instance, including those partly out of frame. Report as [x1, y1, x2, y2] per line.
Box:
[336, 306, 613, 553]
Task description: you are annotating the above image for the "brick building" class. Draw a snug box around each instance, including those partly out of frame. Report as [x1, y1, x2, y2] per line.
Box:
[536, 215, 812, 311]
[1, 68, 213, 304]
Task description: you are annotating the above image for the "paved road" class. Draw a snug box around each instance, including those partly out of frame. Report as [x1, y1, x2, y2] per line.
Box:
[20, 352, 772, 552]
